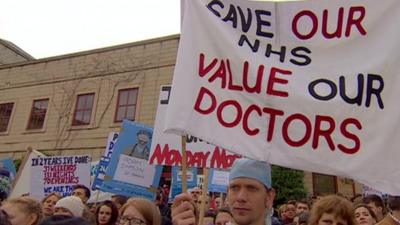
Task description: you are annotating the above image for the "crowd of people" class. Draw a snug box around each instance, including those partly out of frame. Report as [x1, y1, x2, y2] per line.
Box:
[0, 158, 399, 225]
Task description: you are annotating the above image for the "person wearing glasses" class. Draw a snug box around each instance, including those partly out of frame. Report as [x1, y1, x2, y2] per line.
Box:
[120, 197, 161, 225]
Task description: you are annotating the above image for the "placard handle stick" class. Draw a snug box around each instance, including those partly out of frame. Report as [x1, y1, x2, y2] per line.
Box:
[198, 168, 209, 225]
[181, 136, 188, 193]
[92, 190, 101, 210]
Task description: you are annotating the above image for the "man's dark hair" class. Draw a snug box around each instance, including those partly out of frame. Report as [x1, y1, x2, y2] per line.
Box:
[296, 199, 311, 208]
[111, 194, 128, 206]
[362, 194, 385, 209]
[388, 196, 400, 211]
[72, 184, 91, 199]
[287, 200, 297, 206]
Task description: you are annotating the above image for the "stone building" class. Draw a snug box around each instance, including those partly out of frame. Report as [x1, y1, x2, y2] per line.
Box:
[0, 35, 362, 198]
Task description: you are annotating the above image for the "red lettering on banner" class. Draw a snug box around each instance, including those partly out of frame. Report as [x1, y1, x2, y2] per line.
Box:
[312, 115, 336, 150]
[149, 144, 181, 165]
[338, 118, 362, 154]
[193, 87, 362, 154]
[194, 87, 217, 115]
[266, 67, 292, 97]
[188, 151, 210, 168]
[322, 8, 344, 39]
[243, 104, 262, 136]
[282, 113, 312, 147]
[243, 61, 263, 94]
[292, 10, 318, 40]
[199, 53, 218, 77]
[345, 7, 367, 37]
[210, 147, 241, 168]
[43, 164, 79, 185]
[263, 107, 285, 141]
[217, 100, 242, 128]
[150, 144, 240, 169]
[198, 53, 292, 96]
[292, 6, 366, 40]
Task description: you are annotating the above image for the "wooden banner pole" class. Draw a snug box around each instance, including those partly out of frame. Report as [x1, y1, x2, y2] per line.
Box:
[198, 168, 209, 225]
[181, 136, 188, 193]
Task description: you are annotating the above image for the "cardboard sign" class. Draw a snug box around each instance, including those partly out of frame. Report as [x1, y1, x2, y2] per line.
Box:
[92, 132, 119, 190]
[30, 155, 91, 199]
[102, 120, 162, 200]
[0, 158, 16, 198]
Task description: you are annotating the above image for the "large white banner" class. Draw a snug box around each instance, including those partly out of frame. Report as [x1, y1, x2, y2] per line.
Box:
[165, 0, 400, 194]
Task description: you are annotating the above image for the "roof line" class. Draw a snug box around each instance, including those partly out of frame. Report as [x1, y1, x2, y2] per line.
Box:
[0, 34, 180, 70]
[0, 38, 35, 60]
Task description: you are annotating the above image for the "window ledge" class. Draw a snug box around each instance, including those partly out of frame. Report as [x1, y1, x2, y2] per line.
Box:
[69, 124, 97, 131]
[23, 129, 46, 134]
[0, 131, 10, 136]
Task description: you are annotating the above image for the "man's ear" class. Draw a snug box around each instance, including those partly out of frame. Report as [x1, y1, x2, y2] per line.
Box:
[265, 188, 276, 209]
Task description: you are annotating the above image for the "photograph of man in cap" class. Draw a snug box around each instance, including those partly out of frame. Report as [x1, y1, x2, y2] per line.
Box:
[123, 129, 152, 160]
[171, 158, 275, 225]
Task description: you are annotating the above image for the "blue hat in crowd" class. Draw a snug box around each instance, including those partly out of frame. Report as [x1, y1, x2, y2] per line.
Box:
[229, 158, 272, 189]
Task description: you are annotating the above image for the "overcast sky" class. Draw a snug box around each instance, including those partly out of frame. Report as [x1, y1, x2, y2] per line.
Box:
[0, 0, 181, 59]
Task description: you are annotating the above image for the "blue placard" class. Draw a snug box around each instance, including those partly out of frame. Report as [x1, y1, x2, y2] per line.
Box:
[92, 132, 119, 190]
[170, 166, 198, 201]
[101, 120, 162, 200]
[0, 158, 16, 197]
[207, 168, 229, 193]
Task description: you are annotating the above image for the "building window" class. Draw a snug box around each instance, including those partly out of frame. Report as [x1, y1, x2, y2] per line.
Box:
[0, 103, 14, 132]
[27, 99, 49, 130]
[115, 88, 138, 122]
[72, 93, 95, 126]
[312, 173, 337, 196]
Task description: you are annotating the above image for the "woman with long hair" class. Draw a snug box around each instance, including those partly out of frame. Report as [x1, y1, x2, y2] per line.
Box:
[95, 200, 119, 225]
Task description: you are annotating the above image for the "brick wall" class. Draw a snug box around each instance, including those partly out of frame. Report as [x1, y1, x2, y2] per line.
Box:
[0, 35, 179, 160]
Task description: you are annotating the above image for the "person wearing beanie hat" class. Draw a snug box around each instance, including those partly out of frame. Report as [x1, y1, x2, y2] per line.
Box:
[53, 196, 85, 218]
[172, 158, 275, 225]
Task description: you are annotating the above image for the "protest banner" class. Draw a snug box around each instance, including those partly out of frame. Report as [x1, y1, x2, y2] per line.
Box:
[164, 0, 400, 194]
[92, 132, 119, 190]
[102, 120, 163, 200]
[10, 148, 45, 198]
[150, 86, 241, 169]
[30, 155, 91, 199]
[0, 157, 16, 199]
